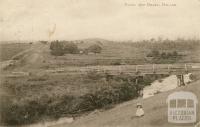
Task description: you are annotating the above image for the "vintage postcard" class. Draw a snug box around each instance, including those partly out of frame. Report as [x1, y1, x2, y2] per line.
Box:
[0, 0, 200, 127]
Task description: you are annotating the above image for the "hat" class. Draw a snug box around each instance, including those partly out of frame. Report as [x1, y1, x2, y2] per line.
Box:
[136, 103, 142, 108]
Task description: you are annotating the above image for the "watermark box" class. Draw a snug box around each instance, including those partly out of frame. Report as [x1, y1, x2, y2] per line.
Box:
[167, 91, 198, 123]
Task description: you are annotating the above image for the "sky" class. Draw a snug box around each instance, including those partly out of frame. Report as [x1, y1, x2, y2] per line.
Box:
[0, 0, 200, 41]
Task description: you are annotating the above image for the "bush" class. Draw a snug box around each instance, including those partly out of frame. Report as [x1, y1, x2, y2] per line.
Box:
[0, 74, 167, 125]
[152, 50, 160, 57]
[147, 49, 180, 64]
[0, 98, 49, 125]
[50, 41, 65, 56]
[86, 70, 103, 80]
[0, 95, 75, 125]
[161, 52, 167, 59]
[50, 41, 79, 56]
[63, 42, 79, 54]
[77, 79, 139, 112]
[172, 51, 178, 57]
[87, 44, 102, 53]
[40, 41, 48, 44]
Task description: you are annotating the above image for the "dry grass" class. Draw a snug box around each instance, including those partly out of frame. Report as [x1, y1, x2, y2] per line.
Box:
[0, 43, 32, 62]
[57, 75, 200, 127]
[0, 72, 167, 125]
[1, 39, 200, 126]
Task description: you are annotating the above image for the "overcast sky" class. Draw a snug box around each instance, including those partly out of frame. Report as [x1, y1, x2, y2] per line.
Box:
[0, 0, 200, 41]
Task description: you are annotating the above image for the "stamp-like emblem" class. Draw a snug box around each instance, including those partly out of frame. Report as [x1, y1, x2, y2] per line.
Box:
[167, 91, 198, 123]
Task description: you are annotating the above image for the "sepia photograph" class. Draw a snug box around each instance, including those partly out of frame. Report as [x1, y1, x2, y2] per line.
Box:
[0, 0, 200, 127]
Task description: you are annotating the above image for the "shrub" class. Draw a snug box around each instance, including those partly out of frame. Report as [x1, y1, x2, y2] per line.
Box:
[86, 70, 103, 80]
[0, 74, 167, 125]
[172, 51, 178, 57]
[151, 50, 160, 57]
[50, 41, 65, 56]
[87, 44, 102, 54]
[40, 41, 48, 44]
[77, 82, 138, 112]
[161, 52, 167, 59]
[50, 41, 79, 55]
[63, 42, 79, 54]
[0, 99, 48, 125]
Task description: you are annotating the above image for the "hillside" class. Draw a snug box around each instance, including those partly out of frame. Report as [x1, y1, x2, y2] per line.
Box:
[53, 78, 200, 127]
[0, 43, 32, 62]
[1, 39, 200, 126]
[2, 38, 199, 71]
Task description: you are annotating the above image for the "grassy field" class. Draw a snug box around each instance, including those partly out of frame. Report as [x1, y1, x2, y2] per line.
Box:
[23, 39, 200, 69]
[0, 43, 32, 62]
[0, 70, 168, 125]
[1, 39, 200, 70]
[0, 39, 200, 126]
[56, 72, 200, 127]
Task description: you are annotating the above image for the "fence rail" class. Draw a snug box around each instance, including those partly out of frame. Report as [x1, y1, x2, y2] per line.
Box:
[44, 63, 200, 76]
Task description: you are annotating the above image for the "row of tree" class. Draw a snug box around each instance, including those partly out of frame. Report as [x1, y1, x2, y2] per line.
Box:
[132, 38, 200, 51]
[147, 50, 179, 59]
[50, 41, 102, 56]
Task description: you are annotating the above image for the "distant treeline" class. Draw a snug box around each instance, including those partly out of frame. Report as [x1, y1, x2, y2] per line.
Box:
[147, 50, 179, 58]
[50, 40, 102, 56]
[131, 38, 200, 50]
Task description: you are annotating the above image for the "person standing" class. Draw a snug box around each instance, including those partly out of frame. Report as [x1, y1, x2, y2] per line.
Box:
[136, 103, 144, 117]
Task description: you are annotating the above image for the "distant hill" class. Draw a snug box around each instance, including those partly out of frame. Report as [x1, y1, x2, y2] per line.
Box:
[74, 38, 112, 48]
[82, 38, 112, 44]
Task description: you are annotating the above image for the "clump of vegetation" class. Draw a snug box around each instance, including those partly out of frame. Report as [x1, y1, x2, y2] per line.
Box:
[49, 41, 102, 56]
[77, 82, 138, 112]
[63, 42, 79, 54]
[133, 38, 200, 51]
[86, 70, 103, 80]
[146, 49, 181, 63]
[147, 50, 179, 58]
[50, 41, 65, 56]
[40, 41, 48, 44]
[0, 73, 167, 125]
[50, 41, 79, 56]
[87, 44, 102, 54]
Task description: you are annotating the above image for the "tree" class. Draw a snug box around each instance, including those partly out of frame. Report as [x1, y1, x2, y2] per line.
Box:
[63, 42, 79, 54]
[50, 41, 79, 55]
[161, 52, 167, 59]
[151, 50, 160, 57]
[150, 38, 155, 42]
[172, 51, 178, 57]
[40, 41, 48, 44]
[50, 41, 65, 56]
[167, 52, 172, 58]
[87, 44, 102, 54]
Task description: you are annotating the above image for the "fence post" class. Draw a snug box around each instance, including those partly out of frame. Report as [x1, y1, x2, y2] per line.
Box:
[153, 64, 155, 73]
[176, 75, 181, 87]
[185, 64, 188, 72]
[136, 65, 138, 73]
[168, 64, 170, 73]
[135, 77, 138, 84]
